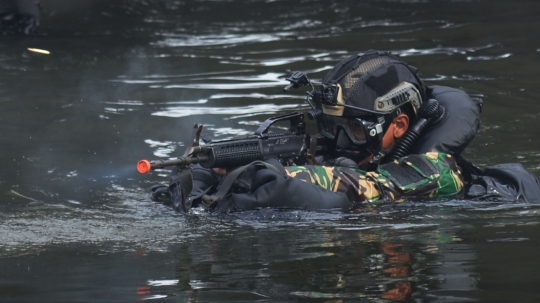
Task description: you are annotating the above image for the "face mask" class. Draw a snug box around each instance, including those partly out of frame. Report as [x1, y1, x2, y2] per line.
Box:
[334, 129, 375, 165]
[335, 130, 360, 150]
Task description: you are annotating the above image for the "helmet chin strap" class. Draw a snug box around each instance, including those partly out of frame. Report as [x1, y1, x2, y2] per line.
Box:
[367, 120, 392, 166]
[356, 140, 386, 171]
[369, 141, 395, 165]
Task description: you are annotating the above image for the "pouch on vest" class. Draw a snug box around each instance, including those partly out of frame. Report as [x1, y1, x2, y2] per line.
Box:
[378, 154, 440, 196]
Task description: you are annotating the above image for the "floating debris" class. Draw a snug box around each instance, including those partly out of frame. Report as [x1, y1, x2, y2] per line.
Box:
[27, 48, 50, 55]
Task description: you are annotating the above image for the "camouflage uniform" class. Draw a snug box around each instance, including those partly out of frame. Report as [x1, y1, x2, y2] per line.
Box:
[285, 152, 464, 205]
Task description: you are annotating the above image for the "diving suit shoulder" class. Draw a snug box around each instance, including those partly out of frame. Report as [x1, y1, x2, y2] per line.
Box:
[411, 85, 482, 156]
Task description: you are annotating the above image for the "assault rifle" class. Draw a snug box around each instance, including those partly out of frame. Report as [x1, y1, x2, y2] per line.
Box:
[137, 71, 319, 174]
[136, 72, 331, 212]
[137, 111, 326, 174]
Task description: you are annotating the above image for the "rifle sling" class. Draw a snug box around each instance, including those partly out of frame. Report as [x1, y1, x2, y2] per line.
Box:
[202, 160, 283, 208]
[177, 167, 194, 212]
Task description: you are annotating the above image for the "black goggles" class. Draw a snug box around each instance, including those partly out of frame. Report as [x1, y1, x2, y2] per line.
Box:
[317, 115, 383, 145]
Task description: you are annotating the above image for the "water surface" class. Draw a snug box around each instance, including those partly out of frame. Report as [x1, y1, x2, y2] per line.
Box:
[1, 0, 540, 302]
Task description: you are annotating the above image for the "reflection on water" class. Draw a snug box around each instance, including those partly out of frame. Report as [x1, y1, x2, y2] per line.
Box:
[2, 0, 540, 302]
[130, 214, 485, 302]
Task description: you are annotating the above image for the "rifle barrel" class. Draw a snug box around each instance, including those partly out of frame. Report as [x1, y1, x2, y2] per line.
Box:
[137, 155, 210, 174]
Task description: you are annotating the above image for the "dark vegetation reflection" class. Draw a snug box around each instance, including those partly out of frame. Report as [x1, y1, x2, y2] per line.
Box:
[1, 0, 540, 302]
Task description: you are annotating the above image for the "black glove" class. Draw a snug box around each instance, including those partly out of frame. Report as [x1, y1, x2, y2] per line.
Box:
[314, 155, 358, 168]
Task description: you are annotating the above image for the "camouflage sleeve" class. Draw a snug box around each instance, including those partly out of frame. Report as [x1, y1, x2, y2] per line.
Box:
[284, 152, 464, 205]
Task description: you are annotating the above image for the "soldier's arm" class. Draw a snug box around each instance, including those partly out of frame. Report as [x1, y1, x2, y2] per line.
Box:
[284, 152, 464, 204]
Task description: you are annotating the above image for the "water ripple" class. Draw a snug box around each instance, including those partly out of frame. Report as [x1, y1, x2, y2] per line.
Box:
[109, 79, 169, 84]
[144, 139, 180, 158]
[151, 103, 305, 118]
[486, 237, 529, 242]
[395, 44, 498, 57]
[151, 93, 302, 106]
[467, 53, 513, 61]
[423, 74, 496, 82]
[154, 33, 287, 47]
[153, 72, 289, 90]
[220, 52, 330, 67]
[205, 127, 253, 138]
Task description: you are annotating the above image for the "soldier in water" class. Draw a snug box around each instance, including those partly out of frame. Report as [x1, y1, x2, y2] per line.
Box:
[153, 50, 540, 212]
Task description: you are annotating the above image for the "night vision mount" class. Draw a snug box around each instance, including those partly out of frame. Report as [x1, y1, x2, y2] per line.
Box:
[283, 71, 323, 120]
[283, 71, 313, 92]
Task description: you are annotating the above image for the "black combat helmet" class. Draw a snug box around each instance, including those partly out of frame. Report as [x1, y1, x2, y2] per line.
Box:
[311, 50, 429, 164]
